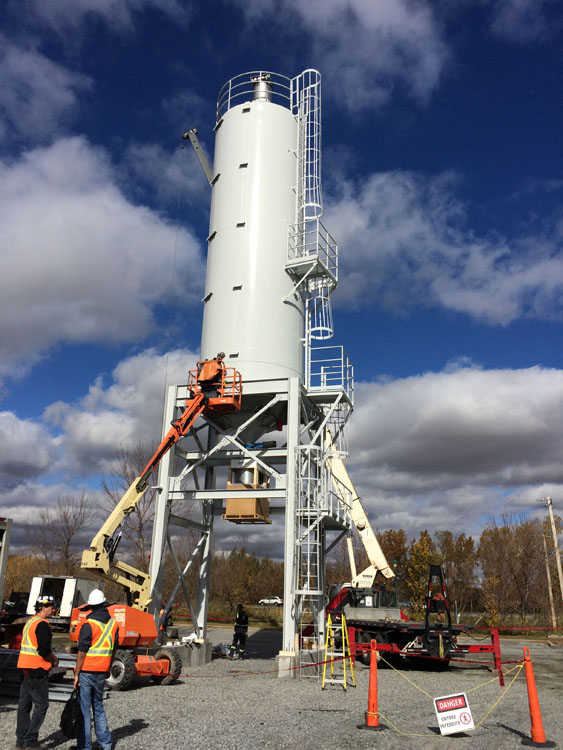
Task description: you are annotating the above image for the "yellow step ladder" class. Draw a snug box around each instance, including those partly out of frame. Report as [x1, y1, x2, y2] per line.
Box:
[322, 613, 356, 690]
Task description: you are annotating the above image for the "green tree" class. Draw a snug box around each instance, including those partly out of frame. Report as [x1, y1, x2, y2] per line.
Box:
[405, 530, 440, 620]
[378, 528, 408, 599]
[212, 546, 261, 607]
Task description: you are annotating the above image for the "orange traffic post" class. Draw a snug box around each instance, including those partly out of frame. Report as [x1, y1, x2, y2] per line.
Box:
[521, 647, 555, 747]
[357, 639, 386, 732]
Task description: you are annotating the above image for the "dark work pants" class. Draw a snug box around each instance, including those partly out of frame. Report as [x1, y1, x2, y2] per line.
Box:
[16, 674, 49, 747]
[230, 630, 247, 656]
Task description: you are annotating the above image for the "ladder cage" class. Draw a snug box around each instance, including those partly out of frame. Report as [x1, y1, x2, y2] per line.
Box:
[293, 70, 322, 223]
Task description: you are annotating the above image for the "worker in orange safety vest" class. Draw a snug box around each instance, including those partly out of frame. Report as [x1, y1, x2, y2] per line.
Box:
[73, 589, 119, 750]
[15, 594, 59, 750]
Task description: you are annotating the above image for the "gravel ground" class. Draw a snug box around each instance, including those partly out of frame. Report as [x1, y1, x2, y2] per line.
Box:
[1, 630, 561, 750]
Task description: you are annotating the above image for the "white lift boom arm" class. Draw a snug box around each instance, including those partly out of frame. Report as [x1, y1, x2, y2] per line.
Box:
[326, 432, 394, 586]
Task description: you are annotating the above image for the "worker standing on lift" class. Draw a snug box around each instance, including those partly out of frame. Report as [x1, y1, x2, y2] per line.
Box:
[15, 595, 59, 750]
[228, 603, 248, 659]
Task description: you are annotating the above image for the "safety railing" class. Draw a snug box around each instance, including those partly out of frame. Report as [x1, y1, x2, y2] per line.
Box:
[287, 219, 337, 282]
[188, 365, 242, 409]
[306, 346, 354, 404]
[216, 71, 292, 121]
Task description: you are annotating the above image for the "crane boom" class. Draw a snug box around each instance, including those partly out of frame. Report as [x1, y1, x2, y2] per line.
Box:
[325, 430, 394, 585]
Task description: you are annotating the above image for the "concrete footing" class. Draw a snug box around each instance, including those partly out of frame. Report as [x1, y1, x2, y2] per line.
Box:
[170, 639, 212, 668]
[276, 650, 297, 678]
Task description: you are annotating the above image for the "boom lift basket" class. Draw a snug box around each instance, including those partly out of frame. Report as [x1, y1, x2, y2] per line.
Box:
[189, 361, 242, 412]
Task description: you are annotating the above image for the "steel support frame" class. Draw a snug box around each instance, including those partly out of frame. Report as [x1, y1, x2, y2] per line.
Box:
[148, 376, 352, 672]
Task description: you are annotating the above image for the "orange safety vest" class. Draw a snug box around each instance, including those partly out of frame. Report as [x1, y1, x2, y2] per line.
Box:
[17, 616, 52, 671]
[81, 616, 118, 673]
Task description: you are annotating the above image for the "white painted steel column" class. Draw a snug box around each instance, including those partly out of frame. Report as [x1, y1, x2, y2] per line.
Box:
[194, 430, 218, 635]
[282, 376, 300, 653]
[0, 518, 13, 609]
[148, 384, 176, 616]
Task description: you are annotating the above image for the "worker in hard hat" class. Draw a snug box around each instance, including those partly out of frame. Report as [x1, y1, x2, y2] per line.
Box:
[15, 595, 59, 750]
[73, 589, 119, 750]
[228, 603, 249, 659]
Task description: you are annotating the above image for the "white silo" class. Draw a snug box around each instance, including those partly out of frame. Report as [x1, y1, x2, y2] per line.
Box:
[150, 69, 355, 676]
[200, 72, 305, 382]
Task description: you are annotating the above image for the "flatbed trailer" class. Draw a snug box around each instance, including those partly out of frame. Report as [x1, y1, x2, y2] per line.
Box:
[328, 579, 505, 685]
[345, 619, 504, 683]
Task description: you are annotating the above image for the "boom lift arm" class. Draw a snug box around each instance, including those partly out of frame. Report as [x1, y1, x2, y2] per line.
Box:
[325, 430, 394, 585]
[81, 355, 242, 610]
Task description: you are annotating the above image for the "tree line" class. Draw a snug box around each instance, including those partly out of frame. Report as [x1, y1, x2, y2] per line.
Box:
[5, 496, 562, 627]
[3, 443, 562, 625]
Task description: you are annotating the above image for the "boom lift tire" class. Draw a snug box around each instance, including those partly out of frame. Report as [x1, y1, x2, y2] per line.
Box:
[106, 649, 136, 691]
[151, 648, 183, 685]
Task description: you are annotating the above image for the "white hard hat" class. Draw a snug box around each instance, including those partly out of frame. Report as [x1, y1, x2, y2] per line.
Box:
[87, 588, 106, 606]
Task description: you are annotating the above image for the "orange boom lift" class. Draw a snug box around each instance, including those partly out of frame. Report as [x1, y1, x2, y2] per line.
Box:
[69, 354, 241, 689]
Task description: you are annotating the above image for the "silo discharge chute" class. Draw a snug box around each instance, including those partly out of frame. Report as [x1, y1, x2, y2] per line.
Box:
[223, 462, 272, 524]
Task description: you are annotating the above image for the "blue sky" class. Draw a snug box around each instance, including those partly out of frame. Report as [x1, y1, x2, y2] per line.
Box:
[1, 0, 562, 555]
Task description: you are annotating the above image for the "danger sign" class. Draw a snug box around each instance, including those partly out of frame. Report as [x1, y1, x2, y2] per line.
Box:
[434, 692, 474, 735]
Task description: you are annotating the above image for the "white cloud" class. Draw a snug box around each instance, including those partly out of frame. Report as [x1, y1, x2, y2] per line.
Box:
[44, 348, 199, 475]
[233, 0, 449, 110]
[0, 137, 205, 383]
[162, 89, 212, 133]
[0, 36, 91, 143]
[121, 141, 209, 208]
[326, 170, 563, 324]
[489, 0, 553, 43]
[343, 365, 563, 538]
[0, 481, 106, 550]
[0, 412, 59, 483]
[26, 0, 188, 33]
[5, 354, 563, 548]
[351, 366, 563, 489]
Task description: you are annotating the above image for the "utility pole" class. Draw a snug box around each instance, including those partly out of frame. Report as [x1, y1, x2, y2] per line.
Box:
[540, 497, 563, 604]
[542, 535, 557, 629]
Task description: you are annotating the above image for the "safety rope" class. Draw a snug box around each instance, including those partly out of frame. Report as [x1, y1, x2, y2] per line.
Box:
[371, 653, 525, 737]
[473, 663, 524, 728]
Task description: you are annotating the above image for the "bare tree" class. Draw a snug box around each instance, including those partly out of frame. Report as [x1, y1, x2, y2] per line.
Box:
[479, 513, 546, 626]
[30, 493, 95, 575]
[435, 530, 478, 618]
[101, 442, 158, 572]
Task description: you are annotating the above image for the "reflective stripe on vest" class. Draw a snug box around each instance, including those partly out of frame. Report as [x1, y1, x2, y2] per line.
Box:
[82, 617, 118, 672]
[17, 616, 52, 671]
